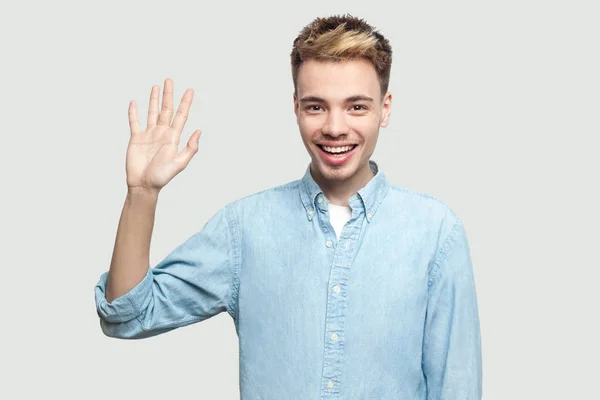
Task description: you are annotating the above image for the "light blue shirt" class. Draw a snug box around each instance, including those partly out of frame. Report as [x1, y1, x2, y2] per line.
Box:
[95, 160, 482, 399]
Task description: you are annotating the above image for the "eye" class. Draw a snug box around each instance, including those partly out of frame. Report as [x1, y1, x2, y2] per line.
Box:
[351, 105, 368, 111]
[304, 105, 324, 113]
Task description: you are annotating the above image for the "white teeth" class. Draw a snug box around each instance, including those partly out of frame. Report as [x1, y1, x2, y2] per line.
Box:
[322, 145, 354, 153]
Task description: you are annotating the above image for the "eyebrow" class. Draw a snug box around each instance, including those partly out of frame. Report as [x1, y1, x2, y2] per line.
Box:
[298, 95, 374, 104]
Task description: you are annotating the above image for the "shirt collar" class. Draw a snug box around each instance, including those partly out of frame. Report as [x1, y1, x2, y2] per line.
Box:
[299, 160, 390, 223]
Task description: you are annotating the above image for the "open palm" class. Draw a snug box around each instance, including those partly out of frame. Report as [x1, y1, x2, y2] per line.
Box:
[125, 78, 201, 193]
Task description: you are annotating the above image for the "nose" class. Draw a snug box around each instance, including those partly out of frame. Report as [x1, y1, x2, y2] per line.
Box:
[322, 109, 349, 137]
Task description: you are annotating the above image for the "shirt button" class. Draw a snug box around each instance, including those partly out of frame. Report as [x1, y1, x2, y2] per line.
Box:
[307, 209, 314, 216]
[331, 333, 338, 341]
[327, 380, 334, 389]
[333, 285, 340, 294]
[318, 197, 323, 204]
[326, 240, 333, 248]
[367, 212, 372, 220]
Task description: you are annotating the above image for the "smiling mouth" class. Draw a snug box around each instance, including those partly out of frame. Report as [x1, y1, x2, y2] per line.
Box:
[317, 144, 358, 155]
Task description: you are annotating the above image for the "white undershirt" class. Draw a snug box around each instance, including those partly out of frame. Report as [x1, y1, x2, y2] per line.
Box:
[328, 204, 352, 239]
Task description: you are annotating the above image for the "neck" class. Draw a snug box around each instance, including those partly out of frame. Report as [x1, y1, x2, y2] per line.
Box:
[311, 162, 375, 207]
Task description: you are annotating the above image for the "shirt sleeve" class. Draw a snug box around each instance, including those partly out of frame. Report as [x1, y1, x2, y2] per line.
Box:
[94, 203, 241, 339]
[423, 220, 483, 399]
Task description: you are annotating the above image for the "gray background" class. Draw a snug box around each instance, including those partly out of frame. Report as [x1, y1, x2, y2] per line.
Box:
[1, 0, 598, 398]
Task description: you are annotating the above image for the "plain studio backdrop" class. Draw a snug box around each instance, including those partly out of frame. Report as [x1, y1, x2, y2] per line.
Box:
[1, 0, 598, 399]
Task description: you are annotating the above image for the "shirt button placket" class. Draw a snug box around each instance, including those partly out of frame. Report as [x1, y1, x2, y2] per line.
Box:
[321, 220, 355, 398]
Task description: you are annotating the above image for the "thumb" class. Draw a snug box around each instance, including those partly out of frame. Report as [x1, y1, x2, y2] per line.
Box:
[173, 129, 202, 170]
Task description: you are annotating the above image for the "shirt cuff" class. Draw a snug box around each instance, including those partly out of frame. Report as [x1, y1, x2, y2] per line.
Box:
[95, 267, 153, 323]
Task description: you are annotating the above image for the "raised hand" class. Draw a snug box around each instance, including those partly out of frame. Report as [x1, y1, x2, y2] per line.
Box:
[125, 78, 201, 194]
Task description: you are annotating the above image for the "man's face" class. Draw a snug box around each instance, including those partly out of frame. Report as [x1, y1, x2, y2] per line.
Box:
[294, 58, 392, 184]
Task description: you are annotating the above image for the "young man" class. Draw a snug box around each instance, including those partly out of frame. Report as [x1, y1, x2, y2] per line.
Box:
[95, 14, 482, 399]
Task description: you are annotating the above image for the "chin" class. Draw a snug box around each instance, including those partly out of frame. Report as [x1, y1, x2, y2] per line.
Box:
[312, 158, 361, 182]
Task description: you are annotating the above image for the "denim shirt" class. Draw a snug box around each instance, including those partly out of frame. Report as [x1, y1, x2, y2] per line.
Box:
[95, 160, 482, 399]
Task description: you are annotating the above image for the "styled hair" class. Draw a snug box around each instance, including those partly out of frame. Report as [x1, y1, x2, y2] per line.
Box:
[290, 14, 393, 96]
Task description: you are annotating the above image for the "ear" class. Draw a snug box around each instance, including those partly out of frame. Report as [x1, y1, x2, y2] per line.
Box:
[380, 92, 392, 128]
[293, 92, 299, 119]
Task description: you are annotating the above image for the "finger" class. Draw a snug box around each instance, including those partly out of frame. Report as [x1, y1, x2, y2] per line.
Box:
[173, 129, 202, 170]
[128, 101, 141, 135]
[158, 78, 174, 126]
[171, 88, 194, 133]
[147, 85, 160, 130]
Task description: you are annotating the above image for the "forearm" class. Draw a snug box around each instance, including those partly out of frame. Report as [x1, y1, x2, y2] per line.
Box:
[95, 203, 237, 339]
[106, 188, 158, 302]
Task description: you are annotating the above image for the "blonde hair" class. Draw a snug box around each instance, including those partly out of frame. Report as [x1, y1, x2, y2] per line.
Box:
[291, 14, 393, 96]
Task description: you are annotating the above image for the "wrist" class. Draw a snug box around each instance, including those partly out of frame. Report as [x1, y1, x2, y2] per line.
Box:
[126, 186, 160, 202]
